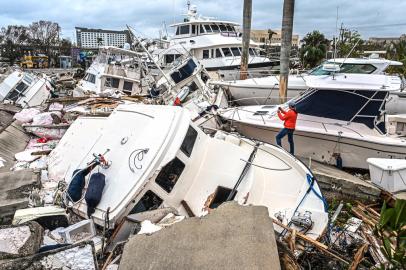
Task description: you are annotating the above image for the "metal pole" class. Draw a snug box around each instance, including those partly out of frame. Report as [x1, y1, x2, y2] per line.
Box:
[279, 0, 295, 104]
[240, 0, 252, 80]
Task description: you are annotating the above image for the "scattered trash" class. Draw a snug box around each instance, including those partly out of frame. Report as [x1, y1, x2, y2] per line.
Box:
[58, 219, 96, 244]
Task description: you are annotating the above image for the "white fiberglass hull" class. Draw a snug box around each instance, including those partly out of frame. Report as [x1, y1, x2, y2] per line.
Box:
[226, 120, 406, 170]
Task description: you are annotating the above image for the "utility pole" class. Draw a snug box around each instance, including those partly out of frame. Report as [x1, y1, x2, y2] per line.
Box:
[279, 0, 295, 104]
[240, 0, 252, 80]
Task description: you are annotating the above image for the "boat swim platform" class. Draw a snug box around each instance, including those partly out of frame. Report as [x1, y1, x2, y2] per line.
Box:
[299, 157, 381, 203]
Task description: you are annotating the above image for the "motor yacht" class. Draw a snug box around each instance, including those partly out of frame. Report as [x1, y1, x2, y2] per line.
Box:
[47, 104, 328, 240]
[152, 4, 278, 80]
[219, 80, 406, 169]
[213, 57, 404, 106]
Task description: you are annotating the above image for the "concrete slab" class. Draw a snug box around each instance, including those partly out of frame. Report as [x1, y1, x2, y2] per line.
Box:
[301, 158, 381, 203]
[0, 121, 31, 173]
[0, 170, 39, 224]
[120, 202, 281, 270]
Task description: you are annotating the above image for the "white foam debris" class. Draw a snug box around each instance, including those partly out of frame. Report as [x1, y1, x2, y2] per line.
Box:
[137, 220, 162, 235]
[0, 157, 6, 168]
[0, 226, 31, 254]
[40, 244, 96, 270]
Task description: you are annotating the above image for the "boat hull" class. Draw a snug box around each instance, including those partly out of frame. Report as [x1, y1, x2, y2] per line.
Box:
[228, 120, 406, 169]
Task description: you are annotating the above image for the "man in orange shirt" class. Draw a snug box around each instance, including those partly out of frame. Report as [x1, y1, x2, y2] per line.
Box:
[276, 101, 298, 155]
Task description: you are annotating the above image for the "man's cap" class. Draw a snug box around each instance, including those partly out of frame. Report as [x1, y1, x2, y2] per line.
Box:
[288, 101, 296, 108]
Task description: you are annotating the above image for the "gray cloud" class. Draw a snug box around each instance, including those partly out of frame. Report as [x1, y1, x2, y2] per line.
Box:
[0, 0, 405, 41]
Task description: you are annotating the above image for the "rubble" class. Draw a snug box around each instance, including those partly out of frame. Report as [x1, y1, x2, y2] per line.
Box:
[119, 202, 281, 270]
[0, 221, 43, 260]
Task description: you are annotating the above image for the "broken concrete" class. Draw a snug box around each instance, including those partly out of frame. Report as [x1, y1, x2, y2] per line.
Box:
[0, 241, 97, 270]
[303, 158, 381, 203]
[0, 170, 40, 224]
[120, 202, 281, 270]
[0, 221, 43, 260]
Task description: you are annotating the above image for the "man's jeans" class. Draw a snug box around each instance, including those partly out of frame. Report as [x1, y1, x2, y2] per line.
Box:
[276, 128, 295, 155]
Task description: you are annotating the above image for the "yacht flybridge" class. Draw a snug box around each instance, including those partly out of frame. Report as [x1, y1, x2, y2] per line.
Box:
[213, 57, 404, 106]
[219, 82, 406, 169]
[153, 4, 278, 80]
[47, 104, 328, 240]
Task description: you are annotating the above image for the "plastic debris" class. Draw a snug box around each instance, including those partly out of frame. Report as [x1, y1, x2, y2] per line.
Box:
[14, 108, 40, 123]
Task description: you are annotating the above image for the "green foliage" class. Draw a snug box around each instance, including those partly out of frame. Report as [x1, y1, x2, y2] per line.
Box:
[337, 29, 364, 58]
[375, 199, 406, 269]
[386, 40, 406, 77]
[300, 30, 330, 68]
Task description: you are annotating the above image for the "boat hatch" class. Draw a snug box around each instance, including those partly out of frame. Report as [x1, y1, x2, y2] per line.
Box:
[208, 186, 234, 209]
[295, 88, 388, 133]
[253, 110, 268, 116]
[170, 59, 197, 83]
[155, 157, 185, 193]
[129, 190, 163, 215]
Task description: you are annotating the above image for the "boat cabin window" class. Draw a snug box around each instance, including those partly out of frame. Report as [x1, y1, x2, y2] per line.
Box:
[202, 49, 210, 59]
[84, 73, 96, 84]
[211, 24, 220, 32]
[180, 125, 198, 157]
[129, 190, 163, 214]
[105, 77, 120, 88]
[6, 82, 29, 102]
[226, 25, 234, 32]
[222, 48, 232, 57]
[199, 25, 205, 34]
[155, 157, 185, 193]
[215, 48, 222, 58]
[191, 25, 196, 35]
[218, 24, 227, 32]
[170, 59, 197, 83]
[310, 62, 377, 75]
[123, 81, 133, 93]
[248, 48, 256, 56]
[209, 186, 234, 209]
[178, 25, 190, 35]
[204, 25, 212, 33]
[231, 47, 241, 57]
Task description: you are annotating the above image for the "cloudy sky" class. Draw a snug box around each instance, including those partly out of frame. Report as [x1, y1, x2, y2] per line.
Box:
[1, 0, 405, 41]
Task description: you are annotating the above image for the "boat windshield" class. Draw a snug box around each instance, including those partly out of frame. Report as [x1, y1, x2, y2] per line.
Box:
[295, 88, 388, 133]
[309, 62, 377, 75]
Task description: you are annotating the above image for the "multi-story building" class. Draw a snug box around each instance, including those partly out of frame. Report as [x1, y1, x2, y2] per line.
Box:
[75, 27, 130, 49]
[250, 29, 300, 47]
[368, 34, 406, 45]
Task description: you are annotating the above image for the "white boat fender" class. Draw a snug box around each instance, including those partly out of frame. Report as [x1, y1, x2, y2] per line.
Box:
[85, 172, 106, 218]
[67, 167, 92, 202]
[176, 86, 190, 102]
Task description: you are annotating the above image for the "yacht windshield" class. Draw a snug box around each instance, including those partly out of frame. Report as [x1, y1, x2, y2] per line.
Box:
[211, 24, 220, 32]
[310, 62, 377, 75]
[222, 48, 232, 57]
[231, 47, 241, 56]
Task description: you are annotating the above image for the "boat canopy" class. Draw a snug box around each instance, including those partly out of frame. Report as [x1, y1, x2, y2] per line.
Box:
[294, 88, 388, 133]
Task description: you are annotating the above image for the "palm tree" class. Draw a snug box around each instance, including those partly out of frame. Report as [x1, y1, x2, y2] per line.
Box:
[279, 0, 295, 104]
[300, 31, 329, 69]
[240, 0, 252, 80]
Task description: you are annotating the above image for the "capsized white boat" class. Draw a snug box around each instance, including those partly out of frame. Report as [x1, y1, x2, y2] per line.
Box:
[74, 46, 152, 97]
[212, 57, 404, 106]
[0, 70, 52, 107]
[218, 81, 406, 169]
[47, 104, 328, 239]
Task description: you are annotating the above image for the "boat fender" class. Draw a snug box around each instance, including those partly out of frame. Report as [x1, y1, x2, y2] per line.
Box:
[67, 169, 89, 202]
[85, 172, 106, 218]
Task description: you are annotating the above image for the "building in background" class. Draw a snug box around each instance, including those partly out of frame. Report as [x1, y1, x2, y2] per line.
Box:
[75, 27, 130, 49]
[368, 34, 406, 45]
[250, 29, 300, 47]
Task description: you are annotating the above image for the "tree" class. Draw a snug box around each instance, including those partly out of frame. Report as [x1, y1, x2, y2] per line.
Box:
[300, 30, 329, 68]
[337, 28, 363, 58]
[279, 0, 295, 104]
[386, 40, 406, 76]
[29, 21, 61, 64]
[0, 25, 30, 64]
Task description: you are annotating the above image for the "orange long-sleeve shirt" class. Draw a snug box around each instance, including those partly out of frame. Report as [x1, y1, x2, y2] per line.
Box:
[277, 108, 298, 129]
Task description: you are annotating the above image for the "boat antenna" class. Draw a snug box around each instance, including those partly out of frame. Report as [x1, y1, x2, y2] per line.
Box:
[126, 25, 173, 86]
[339, 38, 361, 68]
[332, 6, 339, 79]
[187, 0, 191, 11]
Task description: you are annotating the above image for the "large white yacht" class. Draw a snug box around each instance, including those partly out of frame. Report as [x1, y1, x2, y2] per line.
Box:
[213, 56, 404, 105]
[47, 104, 328, 240]
[152, 4, 278, 80]
[219, 78, 406, 170]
